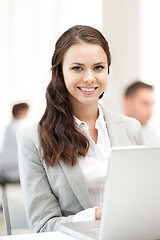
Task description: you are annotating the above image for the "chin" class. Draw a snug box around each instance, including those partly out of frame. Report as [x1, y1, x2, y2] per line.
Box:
[80, 99, 98, 105]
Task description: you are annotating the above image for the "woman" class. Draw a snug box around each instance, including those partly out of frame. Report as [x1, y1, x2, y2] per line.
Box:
[17, 25, 143, 232]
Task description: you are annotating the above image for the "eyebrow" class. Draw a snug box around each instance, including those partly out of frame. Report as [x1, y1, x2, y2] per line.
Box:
[70, 62, 107, 66]
[93, 62, 107, 66]
[70, 62, 85, 66]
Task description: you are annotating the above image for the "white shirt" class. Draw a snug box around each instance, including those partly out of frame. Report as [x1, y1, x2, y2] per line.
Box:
[142, 125, 160, 147]
[70, 105, 111, 222]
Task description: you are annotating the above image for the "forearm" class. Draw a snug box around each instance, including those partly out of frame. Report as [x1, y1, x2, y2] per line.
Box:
[39, 207, 98, 232]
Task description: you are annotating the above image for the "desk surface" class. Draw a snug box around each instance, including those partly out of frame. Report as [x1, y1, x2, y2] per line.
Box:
[0, 232, 77, 240]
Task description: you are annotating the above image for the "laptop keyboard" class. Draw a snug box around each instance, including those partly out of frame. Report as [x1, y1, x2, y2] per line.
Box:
[91, 228, 99, 234]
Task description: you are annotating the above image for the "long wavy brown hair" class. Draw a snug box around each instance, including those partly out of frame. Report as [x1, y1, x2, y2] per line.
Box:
[38, 25, 111, 166]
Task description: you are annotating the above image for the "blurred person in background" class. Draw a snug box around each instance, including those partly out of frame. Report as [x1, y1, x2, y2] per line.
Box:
[124, 81, 160, 147]
[0, 103, 29, 183]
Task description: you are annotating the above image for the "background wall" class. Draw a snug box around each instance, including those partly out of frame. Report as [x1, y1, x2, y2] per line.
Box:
[101, 0, 140, 113]
[139, 0, 160, 132]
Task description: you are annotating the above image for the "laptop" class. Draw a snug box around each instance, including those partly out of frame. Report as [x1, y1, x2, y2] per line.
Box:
[59, 147, 160, 240]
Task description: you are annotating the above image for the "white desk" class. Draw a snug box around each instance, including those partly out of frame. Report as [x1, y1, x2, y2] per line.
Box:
[0, 232, 77, 240]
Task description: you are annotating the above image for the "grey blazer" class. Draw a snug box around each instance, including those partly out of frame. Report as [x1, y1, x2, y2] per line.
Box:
[17, 110, 144, 232]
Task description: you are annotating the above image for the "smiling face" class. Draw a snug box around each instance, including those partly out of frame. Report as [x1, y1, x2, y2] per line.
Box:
[62, 42, 108, 109]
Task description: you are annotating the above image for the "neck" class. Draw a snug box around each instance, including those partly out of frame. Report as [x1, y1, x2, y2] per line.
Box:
[72, 102, 99, 124]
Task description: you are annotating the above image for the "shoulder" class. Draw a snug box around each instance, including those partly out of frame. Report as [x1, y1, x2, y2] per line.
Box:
[101, 107, 144, 145]
[17, 122, 40, 149]
[103, 108, 141, 128]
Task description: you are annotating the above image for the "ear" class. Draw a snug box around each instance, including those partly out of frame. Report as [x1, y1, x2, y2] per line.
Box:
[124, 96, 132, 114]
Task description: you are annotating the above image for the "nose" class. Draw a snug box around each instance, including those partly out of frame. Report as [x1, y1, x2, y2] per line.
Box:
[83, 70, 96, 83]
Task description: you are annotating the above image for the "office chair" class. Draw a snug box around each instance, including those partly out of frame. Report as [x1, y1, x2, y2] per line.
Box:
[0, 178, 20, 197]
[2, 196, 29, 235]
[0, 180, 7, 197]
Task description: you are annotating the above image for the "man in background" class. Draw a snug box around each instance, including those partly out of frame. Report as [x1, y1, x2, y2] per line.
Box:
[124, 81, 160, 147]
[0, 103, 29, 183]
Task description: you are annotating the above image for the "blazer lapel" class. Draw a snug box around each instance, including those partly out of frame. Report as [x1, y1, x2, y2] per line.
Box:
[103, 112, 123, 146]
[102, 109, 134, 147]
[59, 159, 93, 209]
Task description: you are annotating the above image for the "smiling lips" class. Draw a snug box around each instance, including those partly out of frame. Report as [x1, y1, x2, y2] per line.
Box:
[78, 86, 98, 95]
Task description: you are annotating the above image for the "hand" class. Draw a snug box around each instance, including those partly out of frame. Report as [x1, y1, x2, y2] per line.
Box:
[95, 207, 102, 220]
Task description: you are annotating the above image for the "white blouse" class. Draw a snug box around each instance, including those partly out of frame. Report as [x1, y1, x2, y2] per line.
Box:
[71, 105, 111, 222]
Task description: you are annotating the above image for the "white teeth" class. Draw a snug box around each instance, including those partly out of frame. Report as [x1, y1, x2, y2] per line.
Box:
[79, 87, 96, 92]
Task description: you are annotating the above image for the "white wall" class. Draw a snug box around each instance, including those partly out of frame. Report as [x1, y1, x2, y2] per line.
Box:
[0, 0, 10, 149]
[101, 0, 141, 114]
[139, 0, 160, 131]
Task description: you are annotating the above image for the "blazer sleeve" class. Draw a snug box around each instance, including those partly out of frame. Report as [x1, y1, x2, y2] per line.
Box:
[17, 129, 68, 232]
